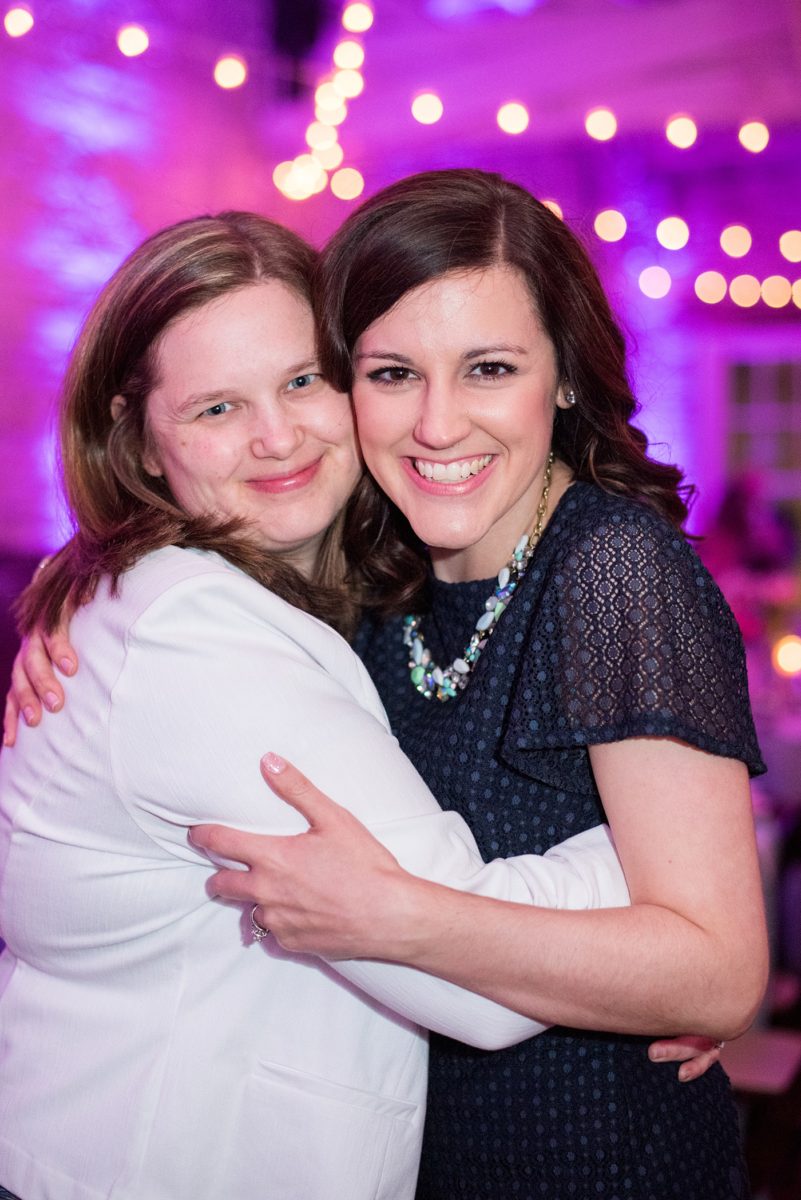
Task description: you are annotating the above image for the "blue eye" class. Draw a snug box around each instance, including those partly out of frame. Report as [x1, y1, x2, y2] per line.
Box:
[287, 373, 319, 391]
[200, 401, 233, 417]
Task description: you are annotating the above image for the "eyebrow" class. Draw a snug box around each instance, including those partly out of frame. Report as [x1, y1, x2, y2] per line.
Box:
[355, 344, 529, 364]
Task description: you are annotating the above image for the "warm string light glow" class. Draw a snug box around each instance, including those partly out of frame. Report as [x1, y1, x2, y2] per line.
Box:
[694, 271, 727, 304]
[214, 55, 247, 89]
[333, 39, 364, 69]
[331, 166, 364, 199]
[639, 266, 672, 299]
[772, 635, 801, 677]
[342, 3, 373, 33]
[738, 121, 769, 152]
[593, 209, 626, 242]
[274, 3, 373, 201]
[665, 114, 698, 148]
[585, 108, 617, 141]
[779, 230, 801, 263]
[3, 5, 33, 36]
[720, 224, 752, 257]
[117, 24, 149, 56]
[497, 102, 529, 134]
[656, 216, 689, 250]
[761, 275, 792, 308]
[541, 199, 563, 220]
[411, 92, 444, 125]
[729, 274, 760, 307]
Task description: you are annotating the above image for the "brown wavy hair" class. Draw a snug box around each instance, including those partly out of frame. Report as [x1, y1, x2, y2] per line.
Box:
[315, 168, 695, 616]
[17, 212, 364, 639]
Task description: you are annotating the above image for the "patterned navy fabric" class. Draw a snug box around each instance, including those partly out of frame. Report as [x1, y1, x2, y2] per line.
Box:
[357, 482, 761, 1200]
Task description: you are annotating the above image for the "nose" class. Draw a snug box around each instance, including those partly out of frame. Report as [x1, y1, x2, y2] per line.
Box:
[413, 379, 472, 450]
[249, 402, 303, 460]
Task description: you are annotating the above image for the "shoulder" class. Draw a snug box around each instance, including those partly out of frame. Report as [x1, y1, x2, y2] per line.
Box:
[545, 483, 713, 604]
[110, 546, 383, 718]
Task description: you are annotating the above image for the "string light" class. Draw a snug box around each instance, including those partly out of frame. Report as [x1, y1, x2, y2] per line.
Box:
[315, 102, 347, 126]
[665, 114, 697, 148]
[313, 142, 344, 170]
[117, 24, 149, 57]
[772, 635, 801, 677]
[761, 275, 791, 308]
[639, 266, 671, 299]
[315, 81, 342, 110]
[656, 216, 689, 250]
[333, 40, 364, 69]
[497, 102, 529, 134]
[332, 68, 364, 98]
[593, 209, 626, 241]
[214, 55, 247, 89]
[694, 271, 727, 304]
[541, 199, 563, 219]
[729, 274, 760, 307]
[4, 5, 33, 36]
[331, 166, 364, 200]
[792, 280, 801, 310]
[342, 3, 373, 32]
[738, 121, 769, 152]
[779, 231, 801, 263]
[411, 92, 444, 125]
[585, 108, 617, 141]
[305, 122, 338, 150]
[720, 225, 751, 257]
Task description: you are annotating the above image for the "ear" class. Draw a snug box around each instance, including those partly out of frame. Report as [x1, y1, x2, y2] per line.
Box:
[110, 394, 126, 422]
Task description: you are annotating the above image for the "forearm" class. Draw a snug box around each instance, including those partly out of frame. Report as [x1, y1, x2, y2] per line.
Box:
[371, 875, 766, 1038]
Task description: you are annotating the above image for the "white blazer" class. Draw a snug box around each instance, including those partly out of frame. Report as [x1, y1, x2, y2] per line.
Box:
[0, 547, 629, 1200]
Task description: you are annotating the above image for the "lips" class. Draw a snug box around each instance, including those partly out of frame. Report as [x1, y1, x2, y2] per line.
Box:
[413, 454, 493, 483]
[246, 458, 321, 494]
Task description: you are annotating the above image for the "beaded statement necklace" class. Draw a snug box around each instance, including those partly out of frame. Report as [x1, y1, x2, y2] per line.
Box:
[403, 451, 555, 701]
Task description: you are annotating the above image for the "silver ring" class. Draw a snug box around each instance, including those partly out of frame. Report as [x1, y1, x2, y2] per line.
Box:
[713, 1040, 725, 1051]
[250, 904, 270, 942]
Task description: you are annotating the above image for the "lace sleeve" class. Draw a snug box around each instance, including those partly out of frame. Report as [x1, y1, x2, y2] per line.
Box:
[503, 498, 765, 780]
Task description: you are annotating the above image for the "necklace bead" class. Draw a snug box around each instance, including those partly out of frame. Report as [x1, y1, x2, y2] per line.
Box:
[403, 452, 554, 702]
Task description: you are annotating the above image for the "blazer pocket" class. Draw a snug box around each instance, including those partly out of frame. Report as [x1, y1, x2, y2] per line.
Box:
[224, 1059, 422, 1200]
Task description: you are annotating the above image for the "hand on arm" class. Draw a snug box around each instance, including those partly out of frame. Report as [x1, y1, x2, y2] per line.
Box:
[194, 752, 731, 1077]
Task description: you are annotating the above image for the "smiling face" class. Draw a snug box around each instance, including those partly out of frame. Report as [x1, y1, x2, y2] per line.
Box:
[352, 265, 572, 582]
[141, 280, 361, 576]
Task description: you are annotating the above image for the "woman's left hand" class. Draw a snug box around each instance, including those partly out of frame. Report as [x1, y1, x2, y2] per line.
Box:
[647, 1034, 724, 1082]
[190, 752, 413, 960]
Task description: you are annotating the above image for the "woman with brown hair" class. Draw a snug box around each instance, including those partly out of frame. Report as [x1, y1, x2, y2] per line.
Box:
[0, 209, 648, 1200]
[194, 171, 768, 1199]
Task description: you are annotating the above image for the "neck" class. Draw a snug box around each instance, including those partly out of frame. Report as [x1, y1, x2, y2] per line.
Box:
[429, 459, 573, 583]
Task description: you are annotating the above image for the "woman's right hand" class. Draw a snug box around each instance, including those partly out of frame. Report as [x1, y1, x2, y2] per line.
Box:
[3, 625, 78, 747]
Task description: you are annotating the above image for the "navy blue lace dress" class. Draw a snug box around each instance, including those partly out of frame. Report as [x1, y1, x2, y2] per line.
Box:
[356, 482, 765, 1200]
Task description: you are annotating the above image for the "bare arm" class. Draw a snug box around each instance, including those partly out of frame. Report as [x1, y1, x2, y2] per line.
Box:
[230, 737, 765, 1039]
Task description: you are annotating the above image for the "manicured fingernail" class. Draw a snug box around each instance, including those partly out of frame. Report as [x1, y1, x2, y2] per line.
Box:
[262, 752, 287, 774]
[23, 706, 36, 726]
[678, 1065, 691, 1082]
[44, 692, 60, 712]
[648, 1048, 663, 1061]
[59, 658, 75, 675]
